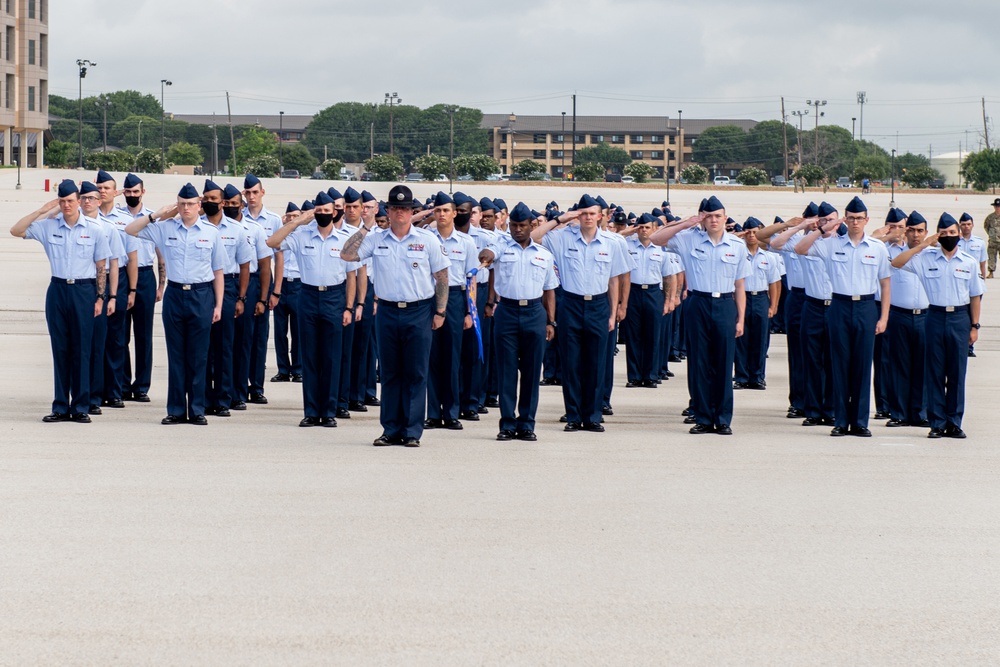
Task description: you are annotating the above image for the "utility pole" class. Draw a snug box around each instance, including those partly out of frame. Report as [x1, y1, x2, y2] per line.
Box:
[561, 111, 566, 180]
[369, 103, 376, 160]
[792, 109, 809, 165]
[211, 113, 219, 177]
[806, 99, 827, 164]
[226, 91, 236, 174]
[278, 111, 284, 171]
[571, 93, 577, 180]
[137, 119, 142, 149]
[385, 92, 401, 156]
[890, 149, 896, 207]
[851, 117, 856, 141]
[857, 91, 867, 142]
[160, 79, 172, 172]
[677, 109, 683, 174]
[76, 59, 96, 168]
[444, 105, 456, 193]
[96, 96, 111, 152]
[781, 97, 789, 181]
[983, 97, 991, 149]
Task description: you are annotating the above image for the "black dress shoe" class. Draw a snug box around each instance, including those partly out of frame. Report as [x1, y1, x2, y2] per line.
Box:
[873, 410, 889, 420]
[161, 415, 186, 425]
[563, 421, 581, 432]
[230, 400, 247, 411]
[485, 397, 500, 408]
[496, 430, 515, 441]
[270, 373, 291, 382]
[927, 428, 945, 439]
[103, 398, 125, 408]
[88, 406, 102, 416]
[715, 424, 733, 435]
[459, 410, 480, 421]
[373, 434, 395, 446]
[625, 380, 640, 388]
[249, 393, 268, 405]
[477, 405, 489, 415]
[601, 405, 614, 416]
[336, 408, 351, 419]
[668, 354, 682, 362]
[830, 426, 849, 437]
[424, 418, 443, 429]
[189, 415, 208, 426]
[641, 380, 658, 388]
[42, 412, 70, 423]
[787, 408, 805, 418]
[583, 422, 605, 432]
[945, 425, 967, 439]
[539, 377, 557, 386]
[213, 408, 231, 418]
[71, 412, 92, 423]
[821, 417, 836, 426]
[850, 426, 872, 437]
[364, 396, 381, 407]
[291, 373, 303, 383]
[968, 350, 977, 358]
[348, 401, 368, 412]
[122, 390, 133, 401]
[802, 417, 824, 426]
[516, 430, 537, 441]
[746, 382, 766, 390]
[299, 417, 320, 427]
[665, 370, 675, 378]
[911, 419, 930, 428]
[886, 419, 907, 427]
[320, 417, 338, 428]
[681, 407, 692, 417]
[688, 424, 713, 434]
[403, 437, 420, 447]
[133, 392, 150, 403]
[559, 414, 568, 423]
[443, 419, 464, 430]
[733, 381, 747, 390]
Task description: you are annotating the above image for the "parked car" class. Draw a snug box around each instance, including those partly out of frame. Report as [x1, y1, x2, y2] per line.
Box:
[486, 173, 502, 181]
[713, 176, 731, 186]
[770, 175, 787, 187]
[457, 174, 473, 181]
[836, 177, 852, 188]
[280, 170, 300, 179]
[340, 169, 357, 181]
[929, 179, 945, 189]
[508, 173, 524, 181]
[404, 172, 424, 182]
[360, 172, 374, 181]
[310, 171, 325, 180]
[528, 172, 552, 181]
[620, 175, 635, 184]
[605, 174, 623, 183]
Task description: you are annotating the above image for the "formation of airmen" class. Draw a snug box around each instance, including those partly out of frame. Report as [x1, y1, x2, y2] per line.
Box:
[11, 174, 985, 443]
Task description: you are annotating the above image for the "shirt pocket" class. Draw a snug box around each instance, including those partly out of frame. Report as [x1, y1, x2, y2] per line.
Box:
[48, 233, 67, 259]
[593, 251, 612, 274]
[75, 234, 96, 258]
[406, 249, 427, 269]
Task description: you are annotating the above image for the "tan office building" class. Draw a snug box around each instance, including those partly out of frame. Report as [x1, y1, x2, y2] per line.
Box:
[0, 0, 47, 167]
[482, 114, 757, 179]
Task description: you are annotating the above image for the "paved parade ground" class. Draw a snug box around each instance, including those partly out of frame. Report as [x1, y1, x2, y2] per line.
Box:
[2, 170, 999, 665]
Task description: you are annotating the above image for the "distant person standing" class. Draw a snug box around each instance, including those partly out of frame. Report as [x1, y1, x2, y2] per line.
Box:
[983, 198, 1000, 278]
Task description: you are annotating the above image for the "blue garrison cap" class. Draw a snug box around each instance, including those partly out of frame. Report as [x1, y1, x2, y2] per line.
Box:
[531, 209, 541, 219]
[301, 200, 315, 211]
[837, 223, 848, 236]
[960, 212, 973, 222]
[703, 196, 725, 212]
[432, 191, 454, 207]
[479, 197, 498, 212]
[886, 208, 907, 223]
[57, 179, 79, 197]
[845, 196, 867, 214]
[803, 202, 819, 218]
[453, 192, 476, 207]
[627, 212, 637, 220]
[638, 212, 658, 225]
[697, 198, 709, 213]
[545, 208, 562, 221]
[726, 217, 736, 227]
[662, 201, 670, 208]
[123, 173, 142, 189]
[95, 169, 114, 184]
[508, 202, 534, 223]
[376, 204, 387, 217]
[774, 216, 784, 224]
[178, 183, 199, 199]
[493, 198, 508, 211]
[937, 212, 958, 230]
[817, 201, 837, 217]
[80, 181, 98, 195]
[327, 187, 344, 201]
[343, 186, 362, 203]
[315, 191, 335, 206]
[547, 200, 559, 210]
[285, 201, 300, 214]
[578, 194, 601, 209]
[652, 207, 664, 217]
[906, 211, 927, 227]
[361, 190, 377, 203]
[744, 217, 764, 230]
[223, 184, 242, 200]
[595, 195, 609, 209]
[243, 174, 261, 189]
[203, 179, 222, 193]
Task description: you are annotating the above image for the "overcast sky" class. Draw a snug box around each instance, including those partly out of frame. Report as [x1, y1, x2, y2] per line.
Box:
[51, 0, 998, 158]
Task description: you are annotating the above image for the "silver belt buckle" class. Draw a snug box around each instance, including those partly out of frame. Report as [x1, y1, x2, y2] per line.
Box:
[182, 284, 192, 291]
[914, 309, 922, 315]
[398, 301, 407, 308]
[583, 294, 593, 301]
[946, 306, 955, 312]
[641, 284, 649, 290]
[712, 292, 721, 298]
[318, 285, 328, 292]
[66, 278, 75, 284]
[824, 300, 831, 306]
[518, 299, 528, 306]
[851, 295, 861, 301]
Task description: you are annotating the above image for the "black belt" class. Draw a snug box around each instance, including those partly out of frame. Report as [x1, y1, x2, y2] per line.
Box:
[747, 290, 767, 297]
[379, 297, 433, 309]
[168, 280, 213, 291]
[226, 273, 240, 280]
[51, 277, 95, 285]
[302, 282, 346, 292]
[138, 265, 154, 273]
[690, 290, 734, 299]
[283, 277, 300, 284]
[563, 291, 608, 302]
[929, 304, 969, 313]
[499, 296, 542, 307]
[790, 287, 806, 294]
[890, 305, 926, 315]
[805, 295, 831, 306]
[448, 285, 467, 292]
[631, 283, 660, 290]
[832, 293, 875, 301]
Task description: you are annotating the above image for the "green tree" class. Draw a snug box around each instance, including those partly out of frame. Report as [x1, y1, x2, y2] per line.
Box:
[317, 158, 345, 179]
[900, 165, 943, 188]
[50, 118, 100, 151]
[109, 115, 159, 149]
[134, 148, 162, 173]
[800, 125, 855, 176]
[572, 161, 605, 182]
[853, 154, 890, 182]
[454, 154, 500, 180]
[364, 154, 404, 181]
[84, 151, 135, 172]
[692, 125, 747, 166]
[574, 142, 632, 174]
[278, 143, 318, 175]
[624, 161, 657, 183]
[961, 149, 1000, 191]
[413, 154, 451, 179]
[745, 120, 797, 175]
[45, 140, 76, 167]
[895, 152, 931, 174]
[234, 126, 279, 168]
[512, 159, 546, 177]
[736, 166, 768, 186]
[166, 141, 203, 166]
[244, 154, 280, 178]
[794, 164, 826, 186]
[680, 165, 709, 184]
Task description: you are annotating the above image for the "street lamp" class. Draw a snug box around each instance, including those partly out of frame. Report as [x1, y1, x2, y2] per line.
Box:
[677, 109, 683, 174]
[76, 59, 96, 168]
[278, 111, 284, 171]
[851, 117, 857, 141]
[160, 79, 172, 172]
[96, 96, 112, 152]
[384, 92, 401, 156]
[561, 111, 566, 180]
[137, 119, 142, 149]
[806, 99, 827, 164]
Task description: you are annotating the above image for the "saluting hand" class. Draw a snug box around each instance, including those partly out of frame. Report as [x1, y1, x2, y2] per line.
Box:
[153, 203, 178, 221]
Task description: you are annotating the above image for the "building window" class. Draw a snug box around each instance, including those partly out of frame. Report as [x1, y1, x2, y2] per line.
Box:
[5, 26, 12, 61]
[4, 74, 11, 108]
[650, 151, 663, 160]
[630, 151, 643, 159]
[654, 167, 664, 178]
[669, 150, 676, 160]
[28, 0, 34, 18]
[533, 133, 546, 144]
[575, 134, 585, 143]
[39, 34, 46, 66]
[39, 79, 46, 112]
[650, 135, 664, 144]
[590, 134, 604, 143]
[551, 150, 564, 159]
[631, 135, 644, 144]
[27, 85, 35, 111]
[611, 135, 625, 144]
[552, 166, 565, 176]
[28, 39, 34, 65]
[40, 0, 46, 21]
[669, 134, 676, 145]
[532, 149, 546, 159]
[500, 149, 507, 160]
[552, 133, 564, 142]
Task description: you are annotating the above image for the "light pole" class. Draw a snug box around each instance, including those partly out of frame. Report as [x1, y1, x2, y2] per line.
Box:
[851, 117, 857, 141]
[76, 59, 96, 168]
[857, 91, 867, 142]
[278, 110, 284, 171]
[384, 92, 401, 156]
[444, 105, 457, 193]
[561, 111, 566, 180]
[96, 96, 112, 152]
[369, 103, 376, 160]
[160, 79, 172, 172]
[15, 131, 20, 189]
[676, 109, 683, 174]
[791, 109, 809, 166]
[806, 99, 827, 164]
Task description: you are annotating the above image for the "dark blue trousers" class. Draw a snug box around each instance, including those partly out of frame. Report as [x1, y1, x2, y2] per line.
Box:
[338, 317, 354, 412]
[603, 319, 618, 405]
[658, 308, 673, 376]
[771, 275, 788, 331]
[297, 283, 346, 419]
[735, 291, 770, 385]
[478, 297, 496, 407]
[542, 286, 562, 381]
[46, 280, 94, 414]
[376, 299, 434, 439]
[249, 275, 271, 394]
[495, 300, 545, 432]
[784, 289, 806, 410]
[233, 272, 258, 403]
[558, 292, 610, 425]
[828, 299, 877, 430]
[685, 292, 736, 427]
[273, 278, 301, 377]
[162, 283, 214, 419]
[800, 299, 833, 419]
[366, 304, 378, 401]
[625, 286, 663, 382]
[460, 283, 487, 412]
[887, 309, 927, 424]
[925, 307, 969, 430]
[104, 270, 129, 402]
[428, 289, 466, 421]
[206, 276, 238, 411]
[90, 287, 108, 410]
[350, 279, 376, 403]
[673, 295, 687, 356]
[873, 301, 890, 414]
[486, 311, 500, 402]
[125, 266, 156, 395]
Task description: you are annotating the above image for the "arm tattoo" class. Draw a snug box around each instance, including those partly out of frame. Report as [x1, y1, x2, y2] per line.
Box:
[158, 261, 166, 287]
[433, 268, 449, 312]
[96, 270, 106, 297]
[341, 230, 365, 261]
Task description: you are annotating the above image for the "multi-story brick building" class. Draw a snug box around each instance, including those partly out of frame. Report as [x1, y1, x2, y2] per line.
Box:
[0, 0, 48, 167]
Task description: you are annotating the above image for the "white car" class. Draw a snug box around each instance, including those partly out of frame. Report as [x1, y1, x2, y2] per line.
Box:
[713, 176, 731, 186]
[620, 175, 635, 184]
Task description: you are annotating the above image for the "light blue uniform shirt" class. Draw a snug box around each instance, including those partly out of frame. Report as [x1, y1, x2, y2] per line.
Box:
[93, 214, 127, 269]
[355, 225, 451, 302]
[799, 253, 832, 300]
[244, 206, 295, 276]
[487, 238, 559, 300]
[900, 247, 985, 306]
[466, 225, 495, 285]
[138, 217, 227, 283]
[806, 234, 890, 296]
[626, 238, 673, 285]
[99, 207, 138, 268]
[887, 243, 929, 310]
[744, 248, 782, 293]
[25, 213, 112, 280]
[669, 228, 751, 293]
[434, 229, 479, 287]
[282, 222, 358, 287]
[775, 233, 805, 288]
[205, 215, 254, 275]
[241, 220, 273, 273]
[541, 226, 630, 296]
[119, 204, 158, 267]
[958, 235, 987, 267]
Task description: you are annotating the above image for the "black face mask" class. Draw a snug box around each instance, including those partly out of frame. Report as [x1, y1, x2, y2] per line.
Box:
[332, 208, 345, 224]
[454, 211, 472, 227]
[314, 212, 334, 227]
[223, 206, 241, 219]
[938, 235, 960, 251]
[124, 195, 142, 208]
[201, 201, 221, 217]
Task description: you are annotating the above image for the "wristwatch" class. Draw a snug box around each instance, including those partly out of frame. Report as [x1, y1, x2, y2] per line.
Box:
[148, 213, 156, 223]
[272, 292, 282, 298]
[547, 320, 557, 328]
[237, 295, 247, 303]
[435, 311, 446, 318]
[128, 288, 137, 294]
[972, 323, 981, 329]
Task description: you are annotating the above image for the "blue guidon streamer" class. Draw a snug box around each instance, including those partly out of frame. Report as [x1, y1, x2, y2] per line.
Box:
[466, 267, 484, 362]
